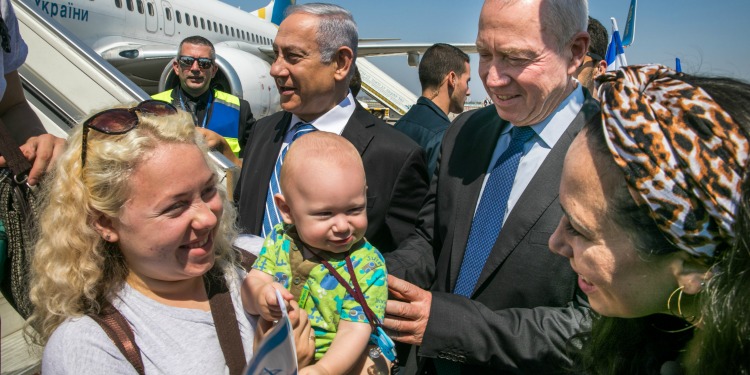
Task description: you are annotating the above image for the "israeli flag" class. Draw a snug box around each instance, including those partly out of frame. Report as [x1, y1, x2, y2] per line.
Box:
[244, 290, 298, 375]
[605, 18, 628, 71]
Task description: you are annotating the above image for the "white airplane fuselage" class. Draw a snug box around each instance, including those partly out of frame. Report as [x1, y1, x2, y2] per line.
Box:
[21, 0, 282, 117]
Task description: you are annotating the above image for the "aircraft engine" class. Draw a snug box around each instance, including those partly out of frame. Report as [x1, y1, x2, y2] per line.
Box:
[158, 45, 280, 118]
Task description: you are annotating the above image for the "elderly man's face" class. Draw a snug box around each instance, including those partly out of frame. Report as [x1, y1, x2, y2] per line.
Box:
[271, 12, 342, 122]
[477, 0, 580, 126]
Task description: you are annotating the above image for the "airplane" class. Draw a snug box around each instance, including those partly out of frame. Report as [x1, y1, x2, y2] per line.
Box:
[19, 0, 475, 118]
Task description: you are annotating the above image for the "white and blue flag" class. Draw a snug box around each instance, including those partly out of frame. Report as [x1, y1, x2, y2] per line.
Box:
[244, 290, 298, 375]
[605, 18, 628, 71]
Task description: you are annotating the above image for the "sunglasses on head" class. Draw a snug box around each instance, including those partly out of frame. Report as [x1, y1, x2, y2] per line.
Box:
[177, 55, 214, 69]
[81, 100, 178, 166]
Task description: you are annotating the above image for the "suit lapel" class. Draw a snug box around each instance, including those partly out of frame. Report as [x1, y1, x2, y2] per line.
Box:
[470, 97, 598, 295]
[445, 107, 506, 291]
[340, 105, 375, 155]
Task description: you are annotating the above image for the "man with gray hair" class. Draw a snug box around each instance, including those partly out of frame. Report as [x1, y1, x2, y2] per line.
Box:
[383, 0, 594, 373]
[235, 4, 428, 255]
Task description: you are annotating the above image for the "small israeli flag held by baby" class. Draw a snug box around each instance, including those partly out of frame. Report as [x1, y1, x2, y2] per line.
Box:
[244, 290, 298, 375]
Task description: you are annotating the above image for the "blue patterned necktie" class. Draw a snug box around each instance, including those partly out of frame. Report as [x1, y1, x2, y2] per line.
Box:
[262, 122, 317, 237]
[453, 126, 535, 297]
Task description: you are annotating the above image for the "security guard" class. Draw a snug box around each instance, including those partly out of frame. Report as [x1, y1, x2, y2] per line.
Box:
[152, 35, 255, 164]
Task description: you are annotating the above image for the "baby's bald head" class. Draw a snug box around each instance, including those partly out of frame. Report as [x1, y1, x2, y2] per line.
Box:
[280, 132, 366, 198]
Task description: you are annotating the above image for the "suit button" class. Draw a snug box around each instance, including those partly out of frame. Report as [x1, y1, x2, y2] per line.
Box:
[293, 277, 301, 285]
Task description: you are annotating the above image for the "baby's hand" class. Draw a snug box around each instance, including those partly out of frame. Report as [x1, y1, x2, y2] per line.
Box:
[258, 282, 293, 321]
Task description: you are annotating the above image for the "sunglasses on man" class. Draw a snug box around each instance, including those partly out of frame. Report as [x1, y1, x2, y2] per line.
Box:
[579, 52, 605, 68]
[177, 55, 214, 69]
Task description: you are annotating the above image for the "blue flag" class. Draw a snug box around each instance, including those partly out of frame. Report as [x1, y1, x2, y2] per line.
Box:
[605, 18, 628, 71]
[622, 0, 638, 47]
[676, 58, 682, 73]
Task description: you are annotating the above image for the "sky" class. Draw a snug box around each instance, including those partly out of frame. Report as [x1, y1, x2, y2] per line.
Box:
[225, 0, 750, 102]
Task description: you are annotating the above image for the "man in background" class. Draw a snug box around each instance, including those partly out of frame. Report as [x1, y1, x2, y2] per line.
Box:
[395, 43, 471, 179]
[152, 35, 255, 164]
[575, 16, 608, 96]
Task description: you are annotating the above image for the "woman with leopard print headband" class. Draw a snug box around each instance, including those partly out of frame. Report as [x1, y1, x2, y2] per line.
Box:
[549, 64, 750, 375]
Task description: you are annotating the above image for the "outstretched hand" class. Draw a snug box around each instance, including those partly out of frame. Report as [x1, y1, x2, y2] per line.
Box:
[383, 274, 432, 346]
[196, 128, 240, 165]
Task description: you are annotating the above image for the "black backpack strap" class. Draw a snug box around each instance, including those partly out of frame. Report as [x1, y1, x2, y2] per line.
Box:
[88, 303, 145, 375]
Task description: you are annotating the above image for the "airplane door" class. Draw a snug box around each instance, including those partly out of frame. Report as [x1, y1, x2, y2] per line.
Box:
[145, 0, 158, 33]
[162, 1, 175, 36]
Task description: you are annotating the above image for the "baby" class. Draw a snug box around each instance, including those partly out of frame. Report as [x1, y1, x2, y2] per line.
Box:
[242, 132, 389, 375]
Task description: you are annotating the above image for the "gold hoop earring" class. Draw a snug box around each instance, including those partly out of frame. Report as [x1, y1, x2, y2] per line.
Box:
[667, 286, 702, 325]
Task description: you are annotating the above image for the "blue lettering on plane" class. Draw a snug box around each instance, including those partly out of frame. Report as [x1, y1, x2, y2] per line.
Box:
[34, 1, 89, 22]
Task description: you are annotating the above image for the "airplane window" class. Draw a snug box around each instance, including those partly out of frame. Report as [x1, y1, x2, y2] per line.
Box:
[136, 0, 143, 14]
[176, 10, 181, 24]
[220, 24, 224, 34]
[240, 30, 244, 40]
[213, 22, 217, 33]
[185, 12, 190, 26]
[115, 0, 122, 8]
[165, 8, 171, 21]
[231, 27, 235, 37]
[126, 0, 133, 11]
[193, 15, 198, 28]
[147, 2, 154, 16]
[252, 34, 256, 43]
[207, 20, 212, 31]
[200, 18, 205, 30]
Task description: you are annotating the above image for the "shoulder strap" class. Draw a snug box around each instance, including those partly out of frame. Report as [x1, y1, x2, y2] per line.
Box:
[0, 119, 32, 178]
[88, 303, 146, 375]
[313, 250, 380, 332]
[205, 267, 247, 375]
[287, 237, 317, 302]
[90, 270, 246, 375]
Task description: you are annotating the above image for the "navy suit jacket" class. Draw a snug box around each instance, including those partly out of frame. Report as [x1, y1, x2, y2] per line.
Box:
[386, 93, 599, 374]
[394, 96, 451, 180]
[234, 105, 429, 253]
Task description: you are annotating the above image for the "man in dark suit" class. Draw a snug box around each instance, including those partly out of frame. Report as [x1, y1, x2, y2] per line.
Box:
[234, 3, 428, 254]
[383, 0, 595, 373]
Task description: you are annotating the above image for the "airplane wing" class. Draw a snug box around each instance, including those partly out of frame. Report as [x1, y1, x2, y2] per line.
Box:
[358, 42, 476, 66]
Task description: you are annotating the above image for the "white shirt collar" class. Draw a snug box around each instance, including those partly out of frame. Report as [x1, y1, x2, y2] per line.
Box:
[502, 85, 585, 149]
[289, 92, 356, 135]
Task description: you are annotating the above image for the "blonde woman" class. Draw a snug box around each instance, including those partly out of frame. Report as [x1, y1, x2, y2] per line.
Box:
[28, 101, 312, 374]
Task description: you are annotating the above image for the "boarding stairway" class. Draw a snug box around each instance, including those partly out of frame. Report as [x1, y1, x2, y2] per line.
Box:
[356, 57, 418, 117]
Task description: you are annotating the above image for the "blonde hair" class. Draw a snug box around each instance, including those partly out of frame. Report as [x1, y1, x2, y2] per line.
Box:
[27, 108, 238, 344]
[279, 132, 364, 195]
